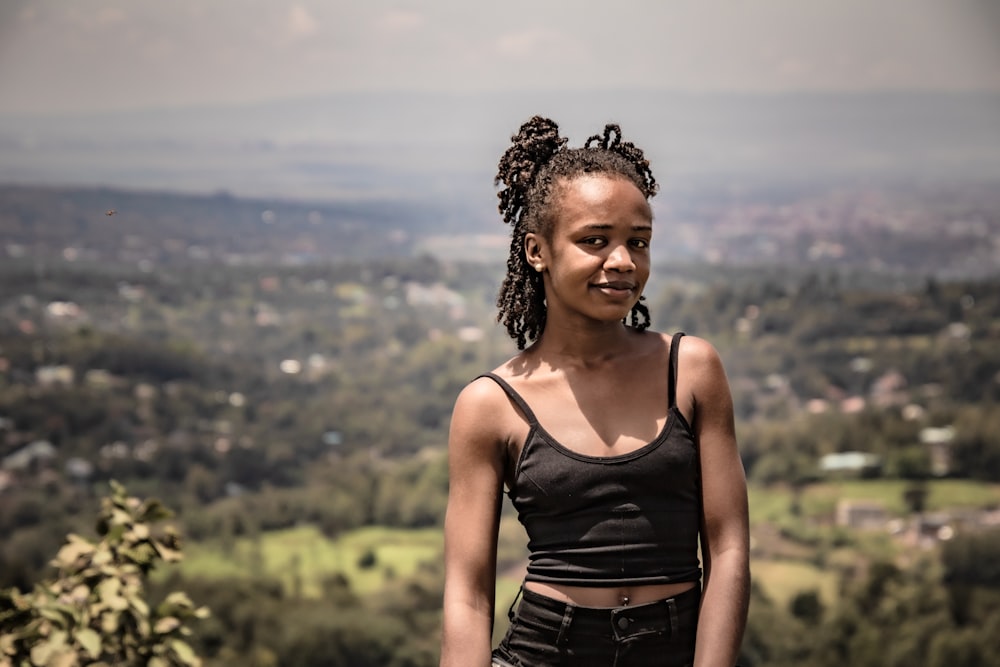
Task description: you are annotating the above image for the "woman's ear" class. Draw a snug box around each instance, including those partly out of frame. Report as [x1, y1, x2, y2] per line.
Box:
[524, 233, 546, 273]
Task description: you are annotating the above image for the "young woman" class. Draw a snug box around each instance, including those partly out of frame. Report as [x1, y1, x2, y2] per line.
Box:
[440, 116, 749, 667]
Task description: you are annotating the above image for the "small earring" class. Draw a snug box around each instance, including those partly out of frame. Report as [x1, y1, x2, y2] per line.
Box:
[534, 264, 544, 272]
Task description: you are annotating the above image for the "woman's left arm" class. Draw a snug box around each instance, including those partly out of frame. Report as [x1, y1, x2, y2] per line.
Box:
[686, 337, 750, 667]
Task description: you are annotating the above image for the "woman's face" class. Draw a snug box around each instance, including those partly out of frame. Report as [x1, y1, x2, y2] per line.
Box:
[526, 174, 653, 327]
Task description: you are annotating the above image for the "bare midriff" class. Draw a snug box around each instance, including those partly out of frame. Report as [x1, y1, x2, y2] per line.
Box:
[524, 580, 697, 608]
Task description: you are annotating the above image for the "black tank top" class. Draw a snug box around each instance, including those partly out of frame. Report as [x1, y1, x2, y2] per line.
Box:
[480, 332, 702, 587]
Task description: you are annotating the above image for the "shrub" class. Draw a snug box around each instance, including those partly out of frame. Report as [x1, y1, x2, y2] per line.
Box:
[0, 481, 209, 666]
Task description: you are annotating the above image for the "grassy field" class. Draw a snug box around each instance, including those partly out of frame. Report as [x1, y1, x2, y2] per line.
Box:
[178, 524, 442, 597]
[749, 478, 1000, 523]
[746, 478, 1000, 614]
[751, 559, 840, 609]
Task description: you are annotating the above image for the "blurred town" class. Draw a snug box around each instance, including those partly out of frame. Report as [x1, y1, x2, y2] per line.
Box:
[1, 175, 999, 665]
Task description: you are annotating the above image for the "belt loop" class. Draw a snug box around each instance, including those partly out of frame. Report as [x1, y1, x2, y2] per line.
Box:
[507, 586, 524, 622]
[556, 603, 575, 645]
[666, 597, 679, 637]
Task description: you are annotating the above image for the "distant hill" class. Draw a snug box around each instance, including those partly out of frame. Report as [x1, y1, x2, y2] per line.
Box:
[2, 179, 999, 279]
[1, 90, 999, 201]
[0, 184, 446, 265]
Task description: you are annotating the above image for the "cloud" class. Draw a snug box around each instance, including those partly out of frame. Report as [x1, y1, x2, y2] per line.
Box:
[94, 7, 127, 27]
[1, 0, 998, 114]
[495, 27, 582, 62]
[287, 4, 319, 39]
[375, 9, 425, 37]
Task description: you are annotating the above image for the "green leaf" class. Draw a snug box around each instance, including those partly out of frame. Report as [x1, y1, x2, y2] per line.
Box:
[51, 652, 77, 667]
[139, 500, 173, 523]
[153, 542, 182, 563]
[120, 544, 157, 568]
[153, 617, 180, 635]
[90, 549, 112, 567]
[37, 608, 70, 628]
[129, 597, 149, 618]
[109, 509, 132, 527]
[52, 542, 94, 570]
[104, 595, 129, 613]
[48, 630, 68, 649]
[168, 639, 198, 667]
[30, 640, 57, 666]
[4, 588, 32, 611]
[100, 611, 119, 634]
[67, 585, 88, 604]
[161, 592, 193, 609]
[74, 628, 101, 660]
[95, 579, 121, 603]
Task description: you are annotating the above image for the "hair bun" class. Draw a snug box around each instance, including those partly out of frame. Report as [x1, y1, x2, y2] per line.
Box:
[495, 116, 567, 225]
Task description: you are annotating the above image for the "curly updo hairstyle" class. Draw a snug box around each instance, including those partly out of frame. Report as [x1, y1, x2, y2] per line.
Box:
[495, 115, 659, 349]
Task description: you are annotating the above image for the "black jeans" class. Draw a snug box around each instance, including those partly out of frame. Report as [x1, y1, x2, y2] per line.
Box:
[492, 585, 700, 667]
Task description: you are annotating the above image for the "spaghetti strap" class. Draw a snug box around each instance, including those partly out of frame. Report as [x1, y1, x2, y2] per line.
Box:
[667, 332, 685, 409]
[476, 373, 540, 427]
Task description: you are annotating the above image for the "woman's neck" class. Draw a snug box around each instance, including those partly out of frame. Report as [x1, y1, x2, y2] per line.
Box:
[530, 319, 639, 370]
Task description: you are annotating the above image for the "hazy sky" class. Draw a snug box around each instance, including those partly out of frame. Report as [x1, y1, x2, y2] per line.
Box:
[1, 0, 999, 115]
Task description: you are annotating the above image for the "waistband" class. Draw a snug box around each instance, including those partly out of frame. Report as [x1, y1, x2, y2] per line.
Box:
[510, 585, 701, 642]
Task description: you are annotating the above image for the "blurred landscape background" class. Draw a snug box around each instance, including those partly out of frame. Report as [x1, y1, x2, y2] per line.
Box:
[1, 2, 1000, 665]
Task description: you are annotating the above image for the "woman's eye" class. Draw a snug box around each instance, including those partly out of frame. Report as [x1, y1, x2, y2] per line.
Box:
[581, 237, 605, 247]
[632, 239, 650, 249]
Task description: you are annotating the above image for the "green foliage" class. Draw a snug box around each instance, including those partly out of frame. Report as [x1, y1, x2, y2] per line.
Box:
[939, 528, 1000, 627]
[0, 482, 209, 667]
[788, 589, 824, 624]
[941, 528, 1000, 589]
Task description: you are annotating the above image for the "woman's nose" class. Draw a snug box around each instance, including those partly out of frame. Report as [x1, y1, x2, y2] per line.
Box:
[605, 244, 636, 271]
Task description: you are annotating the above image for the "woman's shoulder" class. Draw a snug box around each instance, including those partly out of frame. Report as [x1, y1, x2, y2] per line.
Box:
[672, 334, 730, 399]
[636, 330, 723, 376]
[455, 372, 507, 407]
[449, 368, 528, 458]
[452, 365, 523, 423]
[673, 332, 722, 361]
[631, 328, 713, 362]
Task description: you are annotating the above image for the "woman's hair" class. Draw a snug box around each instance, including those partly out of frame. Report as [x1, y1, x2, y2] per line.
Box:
[495, 115, 659, 349]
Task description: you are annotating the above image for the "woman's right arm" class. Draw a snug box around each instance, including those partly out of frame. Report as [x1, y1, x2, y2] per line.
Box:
[440, 379, 508, 667]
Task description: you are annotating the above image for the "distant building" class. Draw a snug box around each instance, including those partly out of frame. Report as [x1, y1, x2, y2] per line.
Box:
[920, 426, 956, 476]
[36, 365, 74, 386]
[45, 301, 85, 320]
[820, 451, 882, 477]
[3, 440, 56, 471]
[65, 457, 94, 480]
[871, 369, 908, 407]
[836, 499, 888, 530]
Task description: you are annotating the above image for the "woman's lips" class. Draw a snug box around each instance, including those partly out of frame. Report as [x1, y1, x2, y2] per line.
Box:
[593, 281, 636, 297]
